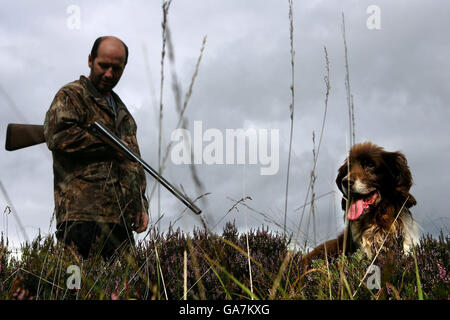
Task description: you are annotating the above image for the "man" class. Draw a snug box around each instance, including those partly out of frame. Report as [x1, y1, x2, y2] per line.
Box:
[44, 36, 149, 260]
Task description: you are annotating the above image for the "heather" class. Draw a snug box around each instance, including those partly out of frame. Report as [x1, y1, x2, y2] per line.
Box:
[0, 223, 448, 300]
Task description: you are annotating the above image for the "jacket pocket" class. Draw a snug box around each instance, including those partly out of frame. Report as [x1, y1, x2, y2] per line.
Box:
[79, 161, 115, 182]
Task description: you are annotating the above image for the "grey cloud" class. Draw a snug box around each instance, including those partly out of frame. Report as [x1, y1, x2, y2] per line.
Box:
[0, 0, 448, 249]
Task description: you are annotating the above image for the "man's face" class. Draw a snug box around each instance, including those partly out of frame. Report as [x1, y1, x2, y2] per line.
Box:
[88, 38, 126, 94]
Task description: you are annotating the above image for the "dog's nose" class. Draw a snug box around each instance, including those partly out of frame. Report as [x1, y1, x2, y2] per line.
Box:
[342, 177, 354, 189]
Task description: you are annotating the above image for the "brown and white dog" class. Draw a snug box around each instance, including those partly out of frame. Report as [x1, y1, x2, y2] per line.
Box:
[304, 142, 419, 263]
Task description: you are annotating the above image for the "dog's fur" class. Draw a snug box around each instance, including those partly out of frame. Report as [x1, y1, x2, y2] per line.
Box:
[304, 142, 419, 264]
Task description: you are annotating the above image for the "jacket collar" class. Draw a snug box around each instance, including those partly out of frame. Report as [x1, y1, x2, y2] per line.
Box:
[79, 75, 128, 127]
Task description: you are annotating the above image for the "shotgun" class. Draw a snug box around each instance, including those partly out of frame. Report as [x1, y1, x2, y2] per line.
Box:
[5, 122, 201, 215]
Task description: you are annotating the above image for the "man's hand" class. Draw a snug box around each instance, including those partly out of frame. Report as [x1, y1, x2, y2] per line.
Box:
[134, 210, 149, 233]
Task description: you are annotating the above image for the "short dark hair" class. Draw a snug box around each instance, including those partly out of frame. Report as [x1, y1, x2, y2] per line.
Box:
[90, 36, 129, 65]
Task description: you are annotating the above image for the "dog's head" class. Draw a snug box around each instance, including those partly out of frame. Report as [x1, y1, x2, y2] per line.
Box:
[336, 142, 416, 221]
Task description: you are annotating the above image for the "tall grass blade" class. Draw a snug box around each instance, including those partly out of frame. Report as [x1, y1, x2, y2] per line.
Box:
[412, 245, 424, 300]
[283, 0, 295, 237]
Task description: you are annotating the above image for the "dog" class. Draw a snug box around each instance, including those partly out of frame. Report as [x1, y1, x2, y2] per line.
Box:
[304, 142, 419, 264]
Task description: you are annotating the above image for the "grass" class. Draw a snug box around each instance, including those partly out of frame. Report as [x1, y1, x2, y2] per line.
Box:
[0, 225, 448, 300]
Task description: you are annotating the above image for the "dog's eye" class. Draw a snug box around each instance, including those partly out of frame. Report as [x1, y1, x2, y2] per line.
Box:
[361, 159, 375, 169]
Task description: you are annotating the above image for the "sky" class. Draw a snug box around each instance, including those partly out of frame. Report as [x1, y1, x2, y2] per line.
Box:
[0, 0, 449, 252]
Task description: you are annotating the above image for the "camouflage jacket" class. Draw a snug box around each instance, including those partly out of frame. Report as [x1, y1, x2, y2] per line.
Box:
[44, 75, 149, 227]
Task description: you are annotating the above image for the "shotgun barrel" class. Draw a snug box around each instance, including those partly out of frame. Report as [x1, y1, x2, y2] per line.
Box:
[89, 121, 202, 215]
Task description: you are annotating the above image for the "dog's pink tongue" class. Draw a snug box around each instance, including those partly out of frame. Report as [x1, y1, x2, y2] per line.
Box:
[348, 199, 364, 221]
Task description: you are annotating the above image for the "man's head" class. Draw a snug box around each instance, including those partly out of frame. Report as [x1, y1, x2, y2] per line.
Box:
[88, 36, 128, 94]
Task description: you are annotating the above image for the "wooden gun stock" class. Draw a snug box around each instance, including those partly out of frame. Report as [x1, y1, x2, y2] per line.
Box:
[5, 124, 45, 151]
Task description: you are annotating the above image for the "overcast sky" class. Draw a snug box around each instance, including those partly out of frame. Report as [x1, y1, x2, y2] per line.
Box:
[0, 0, 449, 251]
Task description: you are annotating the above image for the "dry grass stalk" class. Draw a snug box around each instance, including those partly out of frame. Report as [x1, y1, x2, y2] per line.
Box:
[166, 27, 182, 113]
[186, 236, 207, 299]
[283, 0, 295, 236]
[242, 166, 254, 298]
[341, 11, 356, 264]
[293, 46, 331, 252]
[148, 36, 207, 208]
[183, 249, 187, 300]
[0, 180, 28, 243]
[269, 251, 291, 299]
[341, 12, 355, 147]
[142, 44, 159, 114]
[0, 84, 28, 123]
[157, 0, 172, 228]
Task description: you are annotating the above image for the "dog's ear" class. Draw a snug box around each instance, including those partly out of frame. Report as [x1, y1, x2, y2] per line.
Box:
[336, 159, 348, 194]
[341, 197, 347, 211]
[385, 151, 417, 208]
